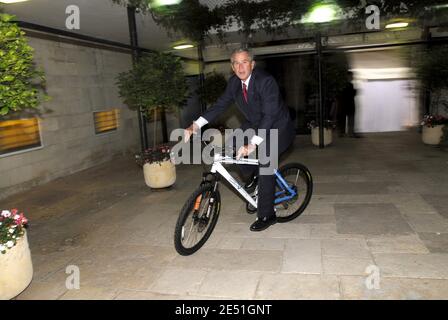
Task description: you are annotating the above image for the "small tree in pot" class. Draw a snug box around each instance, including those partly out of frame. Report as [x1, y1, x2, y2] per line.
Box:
[116, 51, 188, 188]
[416, 45, 448, 145]
[198, 71, 228, 147]
[0, 13, 47, 117]
[200, 71, 227, 109]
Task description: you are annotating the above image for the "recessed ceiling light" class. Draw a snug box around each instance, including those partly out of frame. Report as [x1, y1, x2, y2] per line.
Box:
[0, 0, 30, 4]
[428, 4, 448, 10]
[301, 3, 340, 24]
[152, 0, 182, 7]
[173, 44, 194, 50]
[385, 22, 409, 29]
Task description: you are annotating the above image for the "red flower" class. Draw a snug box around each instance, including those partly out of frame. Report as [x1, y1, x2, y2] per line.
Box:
[14, 213, 28, 226]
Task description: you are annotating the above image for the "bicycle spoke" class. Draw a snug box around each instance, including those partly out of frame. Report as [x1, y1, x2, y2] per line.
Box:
[190, 226, 198, 247]
[175, 180, 222, 256]
[274, 165, 311, 220]
[294, 169, 300, 186]
[183, 217, 196, 245]
[181, 193, 214, 249]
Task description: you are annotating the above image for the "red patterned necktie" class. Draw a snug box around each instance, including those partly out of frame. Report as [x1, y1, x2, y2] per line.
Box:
[242, 83, 248, 103]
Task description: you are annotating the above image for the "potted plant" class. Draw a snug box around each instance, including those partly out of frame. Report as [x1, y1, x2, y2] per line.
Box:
[116, 52, 188, 188]
[0, 13, 47, 117]
[0, 209, 32, 300]
[421, 114, 448, 145]
[308, 120, 335, 146]
[416, 46, 448, 145]
[134, 143, 176, 188]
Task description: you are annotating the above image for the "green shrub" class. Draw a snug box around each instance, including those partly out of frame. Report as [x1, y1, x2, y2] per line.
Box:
[0, 14, 46, 116]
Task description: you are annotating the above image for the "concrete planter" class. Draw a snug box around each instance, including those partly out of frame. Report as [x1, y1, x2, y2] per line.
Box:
[0, 231, 33, 300]
[422, 125, 444, 145]
[311, 127, 333, 146]
[143, 160, 176, 188]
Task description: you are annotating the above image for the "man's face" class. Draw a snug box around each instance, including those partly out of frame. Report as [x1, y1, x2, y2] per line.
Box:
[231, 52, 255, 81]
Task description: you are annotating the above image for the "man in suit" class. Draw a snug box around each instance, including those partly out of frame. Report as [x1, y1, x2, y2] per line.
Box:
[336, 71, 360, 138]
[184, 48, 295, 231]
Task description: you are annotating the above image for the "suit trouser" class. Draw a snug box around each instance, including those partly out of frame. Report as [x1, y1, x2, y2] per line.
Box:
[338, 113, 355, 136]
[232, 128, 293, 219]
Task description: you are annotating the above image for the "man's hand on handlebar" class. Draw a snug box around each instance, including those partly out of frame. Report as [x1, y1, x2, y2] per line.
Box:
[236, 144, 256, 160]
[184, 122, 200, 143]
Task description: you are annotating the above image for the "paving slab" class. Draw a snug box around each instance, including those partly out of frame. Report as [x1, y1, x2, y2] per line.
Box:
[402, 213, 448, 233]
[421, 195, 448, 218]
[282, 239, 321, 274]
[366, 234, 429, 254]
[309, 223, 365, 240]
[169, 249, 283, 272]
[59, 286, 118, 300]
[335, 203, 414, 235]
[314, 182, 397, 195]
[255, 274, 341, 300]
[417, 233, 448, 254]
[4, 132, 448, 300]
[197, 270, 262, 299]
[374, 253, 448, 279]
[322, 256, 375, 276]
[149, 268, 208, 296]
[321, 239, 371, 259]
[14, 280, 68, 300]
[340, 276, 448, 300]
[114, 290, 218, 300]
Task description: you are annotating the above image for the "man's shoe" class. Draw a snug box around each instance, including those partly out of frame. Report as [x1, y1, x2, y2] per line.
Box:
[250, 216, 277, 232]
[244, 174, 258, 193]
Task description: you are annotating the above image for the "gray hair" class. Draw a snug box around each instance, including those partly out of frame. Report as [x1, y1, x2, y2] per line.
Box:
[230, 48, 255, 63]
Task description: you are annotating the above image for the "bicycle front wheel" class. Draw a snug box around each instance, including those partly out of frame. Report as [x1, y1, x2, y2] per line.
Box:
[174, 183, 221, 256]
[275, 163, 313, 223]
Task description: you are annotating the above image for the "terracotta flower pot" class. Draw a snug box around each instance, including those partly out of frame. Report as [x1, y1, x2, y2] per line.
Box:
[143, 159, 176, 188]
[422, 125, 444, 145]
[0, 231, 33, 300]
[311, 127, 333, 146]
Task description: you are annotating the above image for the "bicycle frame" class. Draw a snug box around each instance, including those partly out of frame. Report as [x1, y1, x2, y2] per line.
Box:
[209, 153, 298, 209]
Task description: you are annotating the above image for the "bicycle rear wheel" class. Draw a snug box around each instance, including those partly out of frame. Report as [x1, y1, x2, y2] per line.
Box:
[174, 183, 221, 256]
[275, 163, 313, 223]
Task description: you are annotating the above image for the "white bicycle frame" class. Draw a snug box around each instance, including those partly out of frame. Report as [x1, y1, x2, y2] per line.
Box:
[210, 153, 259, 208]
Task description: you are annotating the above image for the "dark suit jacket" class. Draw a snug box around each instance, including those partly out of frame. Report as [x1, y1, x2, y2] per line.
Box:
[202, 68, 295, 151]
[337, 82, 357, 115]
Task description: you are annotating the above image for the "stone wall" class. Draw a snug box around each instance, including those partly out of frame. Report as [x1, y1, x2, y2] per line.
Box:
[430, 89, 448, 117]
[0, 36, 140, 200]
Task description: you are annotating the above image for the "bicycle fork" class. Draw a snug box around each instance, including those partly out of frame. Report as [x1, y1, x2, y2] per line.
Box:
[194, 173, 219, 221]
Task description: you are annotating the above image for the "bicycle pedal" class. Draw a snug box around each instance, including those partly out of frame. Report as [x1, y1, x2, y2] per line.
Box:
[246, 202, 257, 214]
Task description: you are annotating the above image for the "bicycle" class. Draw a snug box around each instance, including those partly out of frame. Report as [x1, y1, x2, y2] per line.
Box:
[174, 144, 313, 256]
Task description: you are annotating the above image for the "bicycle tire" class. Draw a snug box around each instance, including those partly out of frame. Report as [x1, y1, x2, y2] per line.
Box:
[275, 162, 313, 223]
[174, 183, 221, 256]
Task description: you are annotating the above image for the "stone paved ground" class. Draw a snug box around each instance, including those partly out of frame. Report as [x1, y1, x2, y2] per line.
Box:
[1, 131, 448, 300]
